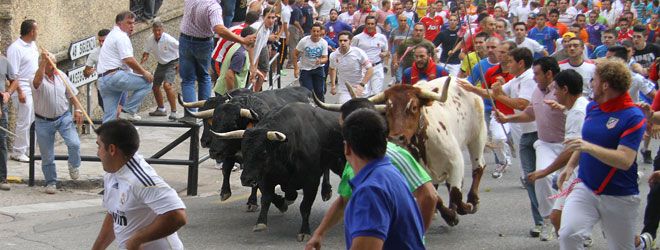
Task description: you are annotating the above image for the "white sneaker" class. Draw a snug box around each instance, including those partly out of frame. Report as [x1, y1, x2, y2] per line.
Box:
[491, 164, 508, 179]
[10, 154, 29, 162]
[540, 219, 555, 241]
[583, 237, 593, 248]
[530, 224, 542, 237]
[119, 112, 142, 121]
[214, 162, 223, 170]
[0, 180, 10, 191]
[45, 184, 57, 194]
[639, 232, 655, 250]
[69, 164, 79, 180]
[638, 171, 645, 184]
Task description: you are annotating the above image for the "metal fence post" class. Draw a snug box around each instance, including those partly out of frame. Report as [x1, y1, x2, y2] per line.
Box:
[187, 124, 200, 196]
[28, 123, 35, 186]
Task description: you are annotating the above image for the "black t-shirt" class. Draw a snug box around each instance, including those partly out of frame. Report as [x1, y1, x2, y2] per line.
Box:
[301, 5, 314, 35]
[290, 5, 303, 30]
[633, 43, 660, 68]
[232, 0, 248, 23]
[433, 27, 461, 64]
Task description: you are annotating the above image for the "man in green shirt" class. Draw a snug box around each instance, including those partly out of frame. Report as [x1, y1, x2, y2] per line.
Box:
[392, 23, 436, 84]
[305, 98, 438, 250]
[213, 27, 255, 96]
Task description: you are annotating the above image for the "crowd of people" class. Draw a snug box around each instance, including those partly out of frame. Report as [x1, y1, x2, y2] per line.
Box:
[1, 0, 660, 248]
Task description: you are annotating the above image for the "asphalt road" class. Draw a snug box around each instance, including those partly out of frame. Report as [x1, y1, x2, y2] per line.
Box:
[0, 151, 654, 250]
[0, 71, 656, 249]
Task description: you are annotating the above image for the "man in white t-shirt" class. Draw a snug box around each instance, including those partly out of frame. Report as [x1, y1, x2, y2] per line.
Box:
[338, 2, 356, 25]
[141, 21, 179, 120]
[559, 37, 595, 98]
[279, 0, 292, 70]
[527, 69, 589, 240]
[249, 7, 278, 92]
[511, 22, 548, 57]
[92, 120, 187, 250]
[97, 11, 154, 123]
[329, 31, 374, 104]
[351, 16, 388, 96]
[294, 23, 328, 101]
[605, 46, 657, 102]
[7, 19, 39, 163]
[315, 0, 338, 22]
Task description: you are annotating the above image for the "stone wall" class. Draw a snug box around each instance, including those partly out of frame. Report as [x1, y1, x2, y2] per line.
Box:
[0, 0, 184, 147]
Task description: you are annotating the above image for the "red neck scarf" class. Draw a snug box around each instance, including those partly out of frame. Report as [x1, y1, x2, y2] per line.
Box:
[598, 92, 635, 113]
[410, 59, 437, 85]
[364, 28, 376, 37]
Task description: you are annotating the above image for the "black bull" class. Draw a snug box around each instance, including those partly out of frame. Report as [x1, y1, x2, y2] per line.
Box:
[213, 103, 345, 241]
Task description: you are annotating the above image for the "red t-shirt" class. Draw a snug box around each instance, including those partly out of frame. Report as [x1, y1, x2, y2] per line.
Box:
[618, 29, 634, 41]
[484, 65, 515, 115]
[420, 16, 444, 42]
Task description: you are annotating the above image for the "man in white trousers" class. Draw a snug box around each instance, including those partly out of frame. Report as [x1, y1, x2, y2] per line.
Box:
[328, 31, 374, 104]
[495, 54, 565, 241]
[351, 16, 387, 96]
[7, 19, 39, 163]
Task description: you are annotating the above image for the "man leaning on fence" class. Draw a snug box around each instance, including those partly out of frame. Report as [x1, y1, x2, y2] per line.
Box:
[32, 52, 83, 195]
[97, 11, 153, 123]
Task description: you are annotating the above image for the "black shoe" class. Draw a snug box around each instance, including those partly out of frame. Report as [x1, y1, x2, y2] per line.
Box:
[642, 150, 653, 164]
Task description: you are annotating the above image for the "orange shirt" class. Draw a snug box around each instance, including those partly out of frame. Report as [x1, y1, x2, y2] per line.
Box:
[579, 28, 589, 43]
[546, 21, 568, 35]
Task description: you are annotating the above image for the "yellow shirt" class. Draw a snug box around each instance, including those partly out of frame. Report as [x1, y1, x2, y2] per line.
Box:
[460, 52, 481, 76]
[416, 0, 428, 17]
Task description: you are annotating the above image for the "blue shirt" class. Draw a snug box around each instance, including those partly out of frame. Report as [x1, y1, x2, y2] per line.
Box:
[467, 58, 498, 112]
[590, 44, 610, 59]
[578, 94, 646, 196]
[528, 26, 560, 54]
[325, 20, 353, 45]
[402, 65, 449, 85]
[345, 157, 425, 250]
[385, 14, 413, 31]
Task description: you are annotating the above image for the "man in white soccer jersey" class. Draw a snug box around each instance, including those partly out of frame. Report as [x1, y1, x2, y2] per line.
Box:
[92, 120, 187, 250]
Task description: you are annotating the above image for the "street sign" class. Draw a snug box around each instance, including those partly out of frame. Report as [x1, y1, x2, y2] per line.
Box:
[68, 36, 97, 60]
[67, 65, 97, 88]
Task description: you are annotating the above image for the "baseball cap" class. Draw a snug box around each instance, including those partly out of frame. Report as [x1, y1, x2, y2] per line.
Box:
[529, 13, 538, 19]
[562, 32, 576, 39]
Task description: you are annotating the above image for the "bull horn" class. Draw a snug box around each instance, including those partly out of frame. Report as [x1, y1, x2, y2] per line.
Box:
[374, 104, 387, 113]
[312, 93, 342, 111]
[266, 131, 286, 141]
[188, 109, 214, 118]
[368, 92, 385, 103]
[419, 76, 452, 103]
[211, 130, 245, 139]
[345, 82, 357, 99]
[239, 109, 255, 120]
[178, 93, 207, 108]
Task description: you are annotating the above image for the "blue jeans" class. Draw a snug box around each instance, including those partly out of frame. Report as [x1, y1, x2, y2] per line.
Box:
[520, 132, 543, 225]
[99, 71, 152, 122]
[221, 0, 236, 27]
[179, 36, 213, 111]
[0, 105, 7, 181]
[35, 112, 81, 186]
[300, 67, 325, 101]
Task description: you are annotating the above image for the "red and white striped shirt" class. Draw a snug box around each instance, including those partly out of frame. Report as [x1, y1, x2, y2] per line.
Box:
[212, 24, 246, 63]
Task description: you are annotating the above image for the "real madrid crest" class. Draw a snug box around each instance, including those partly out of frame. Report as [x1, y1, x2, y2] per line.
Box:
[120, 192, 126, 205]
[606, 117, 619, 129]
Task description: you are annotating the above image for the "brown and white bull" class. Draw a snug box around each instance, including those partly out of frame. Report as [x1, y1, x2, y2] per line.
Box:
[372, 76, 487, 225]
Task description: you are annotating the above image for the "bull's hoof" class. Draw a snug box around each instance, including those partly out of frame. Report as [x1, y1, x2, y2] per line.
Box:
[441, 210, 459, 227]
[253, 223, 268, 232]
[245, 204, 259, 212]
[321, 191, 332, 201]
[274, 201, 288, 213]
[456, 203, 474, 215]
[220, 191, 232, 201]
[468, 203, 479, 214]
[296, 233, 311, 242]
[286, 199, 295, 206]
